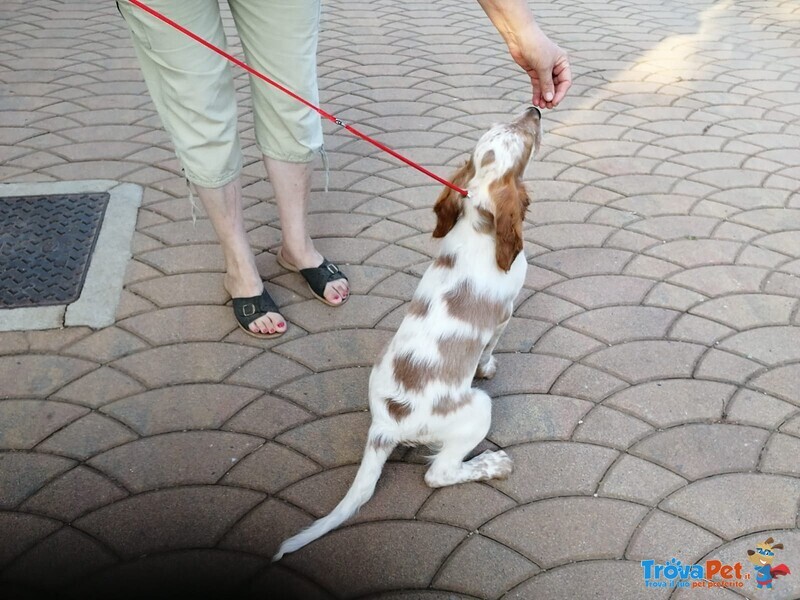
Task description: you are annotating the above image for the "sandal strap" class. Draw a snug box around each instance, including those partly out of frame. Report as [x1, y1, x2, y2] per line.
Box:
[232, 289, 280, 327]
[299, 259, 348, 298]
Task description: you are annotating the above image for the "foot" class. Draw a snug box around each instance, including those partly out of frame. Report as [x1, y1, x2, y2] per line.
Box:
[278, 246, 350, 305]
[224, 272, 286, 336]
[466, 450, 513, 481]
[475, 356, 497, 379]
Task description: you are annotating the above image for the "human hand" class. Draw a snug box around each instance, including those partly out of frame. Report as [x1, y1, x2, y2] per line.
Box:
[508, 26, 572, 109]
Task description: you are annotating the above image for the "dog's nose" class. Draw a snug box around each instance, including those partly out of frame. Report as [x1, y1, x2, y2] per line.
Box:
[525, 106, 542, 119]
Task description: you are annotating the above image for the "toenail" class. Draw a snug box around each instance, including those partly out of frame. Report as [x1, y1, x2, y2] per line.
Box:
[278, 322, 285, 328]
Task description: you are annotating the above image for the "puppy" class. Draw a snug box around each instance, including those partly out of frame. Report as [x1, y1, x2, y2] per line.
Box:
[274, 107, 541, 560]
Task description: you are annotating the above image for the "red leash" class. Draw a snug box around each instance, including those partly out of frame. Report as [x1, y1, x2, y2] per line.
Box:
[128, 0, 469, 197]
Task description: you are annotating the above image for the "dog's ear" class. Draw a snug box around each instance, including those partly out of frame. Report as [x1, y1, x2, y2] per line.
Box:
[493, 174, 530, 271]
[433, 158, 474, 238]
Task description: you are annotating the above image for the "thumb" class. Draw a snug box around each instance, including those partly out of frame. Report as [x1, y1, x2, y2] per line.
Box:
[536, 66, 555, 103]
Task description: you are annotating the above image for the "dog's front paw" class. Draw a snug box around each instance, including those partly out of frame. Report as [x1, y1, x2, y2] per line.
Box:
[475, 356, 497, 380]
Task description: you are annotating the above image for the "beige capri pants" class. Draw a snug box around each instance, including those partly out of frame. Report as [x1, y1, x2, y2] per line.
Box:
[118, 0, 323, 188]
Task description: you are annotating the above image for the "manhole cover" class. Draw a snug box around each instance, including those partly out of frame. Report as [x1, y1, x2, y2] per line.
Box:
[0, 192, 110, 308]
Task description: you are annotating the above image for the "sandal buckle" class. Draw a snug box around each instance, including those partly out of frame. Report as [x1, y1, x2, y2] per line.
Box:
[242, 303, 256, 317]
[327, 263, 339, 274]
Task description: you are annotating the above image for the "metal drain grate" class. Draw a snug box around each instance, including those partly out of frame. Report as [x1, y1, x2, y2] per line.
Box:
[0, 192, 110, 308]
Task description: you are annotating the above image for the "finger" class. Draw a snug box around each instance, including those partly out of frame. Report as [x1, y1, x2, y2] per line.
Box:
[552, 59, 573, 106]
[536, 65, 556, 104]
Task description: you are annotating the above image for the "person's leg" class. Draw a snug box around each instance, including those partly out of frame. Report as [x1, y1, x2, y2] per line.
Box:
[196, 180, 285, 335]
[117, 0, 283, 333]
[264, 158, 349, 304]
[229, 0, 349, 305]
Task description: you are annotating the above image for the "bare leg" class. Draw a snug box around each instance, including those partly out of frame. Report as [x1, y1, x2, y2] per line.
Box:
[424, 390, 512, 488]
[264, 156, 350, 305]
[196, 179, 285, 335]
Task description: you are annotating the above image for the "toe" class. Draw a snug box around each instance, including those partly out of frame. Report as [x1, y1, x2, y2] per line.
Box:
[270, 312, 286, 332]
[324, 282, 343, 305]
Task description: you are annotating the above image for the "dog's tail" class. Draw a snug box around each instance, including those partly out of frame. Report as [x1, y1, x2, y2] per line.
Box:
[273, 433, 395, 561]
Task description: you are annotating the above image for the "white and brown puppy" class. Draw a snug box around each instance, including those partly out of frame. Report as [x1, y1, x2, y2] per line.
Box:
[274, 107, 541, 560]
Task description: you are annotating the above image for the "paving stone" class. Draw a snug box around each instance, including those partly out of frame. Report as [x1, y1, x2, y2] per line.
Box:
[627, 510, 723, 564]
[0, 512, 61, 568]
[599, 454, 686, 506]
[276, 411, 371, 468]
[750, 364, 800, 405]
[118, 306, 236, 345]
[242, 565, 334, 600]
[480, 354, 571, 396]
[719, 326, 800, 365]
[51, 366, 145, 408]
[0, 452, 75, 509]
[280, 463, 432, 525]
[71, 549, 265, 600]
[505, 560, 670, 600]
[584, 341, 705, 383]
[433, 534, 538, 600]
[87, 431, 262, 492]
[761, 433, 800, 477]
[573, 406, 653, 450]
[515, 292, 583, 322]
[661, 474, 800, 539]
[282, 522, 464, 597]
[222, 442, 321, 494]
[0, 400, 87, 450]
[489, 394, 592, 446]
[779, 412, 800, 437]
[274, 329, 393, 371]
[224, 351, 311, 391]
[726, 389, 797, 429]
[492, 442, 618, 503]
[2, 526, 117, 589]
[632, 424, 768, 480]
[101, 384, 261, 435]
[281, 295, 401, 334]
[669, 265, 769, 296]
[274, 367, 371, 415]
[0, 356, 96, 398]
[128, 272, 229, 307]
[533, 325, 605, 359]
[606, 380, 733, 427]
[418, 483, 516, 531]
[37, 413, 137, 461]
[74, 486, 263, 558]
[565, 306, 679, 344]
[483, 497, 647, 567]
[645, 282, 707, 311]
[20, 465, 127, 522]
[668, 314, 735, 344]
[532, 248, 633, 277]
[111, 342, 260, 387]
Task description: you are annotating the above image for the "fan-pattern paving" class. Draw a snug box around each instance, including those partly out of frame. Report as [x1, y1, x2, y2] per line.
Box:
[2, 0, 800, 598]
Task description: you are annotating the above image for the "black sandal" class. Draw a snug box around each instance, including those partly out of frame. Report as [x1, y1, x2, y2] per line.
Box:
[277, 252, 349, 307]
[232, 288, 286, 339]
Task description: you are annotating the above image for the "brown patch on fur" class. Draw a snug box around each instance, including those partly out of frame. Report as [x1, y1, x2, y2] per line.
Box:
[385, 397, 412, 421]
[392, 352, 433, 393]
[407, 297, 430, 318]
[433, 253, 456, 269]
[474, 207, 494, 234]
[433, 158, 474, 238]
[432, 390, 473, 416]
[491, 174, 530, 271]
[480, 150, 495, 167]
[443, 280, 510, 330]
[436, 335, 484, 383]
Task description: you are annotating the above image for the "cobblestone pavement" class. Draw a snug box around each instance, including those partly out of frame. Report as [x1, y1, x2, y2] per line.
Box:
[2, 0, 800, 598]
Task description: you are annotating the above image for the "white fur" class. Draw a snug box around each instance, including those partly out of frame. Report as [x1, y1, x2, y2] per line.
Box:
[273, 110, 539, 561]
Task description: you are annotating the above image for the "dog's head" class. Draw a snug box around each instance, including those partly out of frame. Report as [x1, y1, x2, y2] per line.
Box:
[433, 107, 540, 271]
